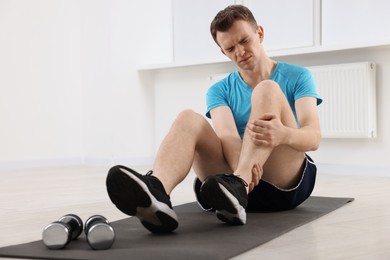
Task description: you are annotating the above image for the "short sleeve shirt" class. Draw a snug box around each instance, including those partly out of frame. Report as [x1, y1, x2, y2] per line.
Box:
[206, 62, 322, 138]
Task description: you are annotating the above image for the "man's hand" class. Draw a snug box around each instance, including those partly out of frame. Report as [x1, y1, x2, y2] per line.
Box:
[248, 163, 262, 193]
[246, 113, 287, 148]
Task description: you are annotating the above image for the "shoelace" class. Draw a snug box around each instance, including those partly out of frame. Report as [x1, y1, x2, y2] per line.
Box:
[143, 170, 172, 201]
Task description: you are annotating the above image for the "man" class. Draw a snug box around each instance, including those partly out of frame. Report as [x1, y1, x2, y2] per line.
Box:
[106, 5, 322, 233]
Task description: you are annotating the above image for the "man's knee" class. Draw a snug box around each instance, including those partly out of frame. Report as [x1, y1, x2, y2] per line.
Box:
[176, 109, 202, 123]
[251, 80, 291, 112]
[173, 109, 208, 132]
[250, 80, 296, 126]
[251, 80, 283, 102]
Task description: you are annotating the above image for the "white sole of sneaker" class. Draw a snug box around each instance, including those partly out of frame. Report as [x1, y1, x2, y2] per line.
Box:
[119, 168, 178, 233]
[216, 184, 246, 225]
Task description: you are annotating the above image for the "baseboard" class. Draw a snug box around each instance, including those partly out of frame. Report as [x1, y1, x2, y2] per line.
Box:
[83, 157, 154, 167]
[0, 157, 154, 170]
[1, 159, 389, 178]
[0, 158, 85, 170]
[317, 163, 390, 177]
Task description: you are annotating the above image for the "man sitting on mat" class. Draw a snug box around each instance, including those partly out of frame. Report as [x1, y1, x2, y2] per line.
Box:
[106, 5, 322, 233]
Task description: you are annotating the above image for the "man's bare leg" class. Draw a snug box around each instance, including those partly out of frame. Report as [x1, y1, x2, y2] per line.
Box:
[199, 80, 306, 225]
[106, 109, 231, 233]
[235, 80, 306, 190]
[152, 109, 232, 195]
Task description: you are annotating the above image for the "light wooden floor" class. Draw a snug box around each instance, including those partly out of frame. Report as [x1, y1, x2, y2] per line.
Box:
[0, 166, 389, 259]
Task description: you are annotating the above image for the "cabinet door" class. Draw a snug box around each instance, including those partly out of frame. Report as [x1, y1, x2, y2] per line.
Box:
[245, 0, 315, 51]
[322, 0, 390, 46]
[173, 0, 234, 64]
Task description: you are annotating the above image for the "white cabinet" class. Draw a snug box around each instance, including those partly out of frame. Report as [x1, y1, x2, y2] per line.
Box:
[145, 0, 390, 70]
[245, 0, 315, 51]
[173, 0, 316, 64]
[322, 0, 390, 47]
[173, 0, 234, 64]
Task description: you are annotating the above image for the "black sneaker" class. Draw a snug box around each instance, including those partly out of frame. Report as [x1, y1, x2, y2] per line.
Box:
[200, 174, 248, 225]
[106, 165, 178, 233]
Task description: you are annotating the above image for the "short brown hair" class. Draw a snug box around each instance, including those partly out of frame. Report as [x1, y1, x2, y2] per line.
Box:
[210, 5, 258, 45]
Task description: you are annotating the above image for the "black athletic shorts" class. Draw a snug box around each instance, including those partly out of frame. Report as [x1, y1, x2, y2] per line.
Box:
[193, 154, 317, 212]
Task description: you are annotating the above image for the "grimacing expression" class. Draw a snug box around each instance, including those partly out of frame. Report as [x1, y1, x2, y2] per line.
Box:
[216, 20, 263, 70]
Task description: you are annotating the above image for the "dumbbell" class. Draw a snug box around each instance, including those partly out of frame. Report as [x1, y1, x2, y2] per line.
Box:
[42, 214, 83, 249]
[84, 215, 115, 250]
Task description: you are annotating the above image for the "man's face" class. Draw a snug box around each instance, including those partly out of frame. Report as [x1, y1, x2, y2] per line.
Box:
[216, 20, 263, 71]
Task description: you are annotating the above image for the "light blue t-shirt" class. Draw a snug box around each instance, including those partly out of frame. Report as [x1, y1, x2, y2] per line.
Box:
[206, 62, 323, 138]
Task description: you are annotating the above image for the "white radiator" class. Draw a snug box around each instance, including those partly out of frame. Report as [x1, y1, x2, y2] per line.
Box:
[308, 62, 377, 138]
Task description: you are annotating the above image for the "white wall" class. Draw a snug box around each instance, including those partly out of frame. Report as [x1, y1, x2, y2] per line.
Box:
[0, 0, 172, 169]
[80, 0, 173, 165]
[0, 0, 84, 167]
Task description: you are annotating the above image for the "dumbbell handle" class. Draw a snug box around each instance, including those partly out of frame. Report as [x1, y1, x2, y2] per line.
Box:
[59, 214, 83, 239]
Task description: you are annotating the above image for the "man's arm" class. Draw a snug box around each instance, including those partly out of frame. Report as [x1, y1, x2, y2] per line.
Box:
[287, 96, 321, 151]
[247, 96, 321, 152]
[210, 106, 242, 171]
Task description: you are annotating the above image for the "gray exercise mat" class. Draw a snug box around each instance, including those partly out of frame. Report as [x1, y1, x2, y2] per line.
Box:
[0, 196, 353, 260]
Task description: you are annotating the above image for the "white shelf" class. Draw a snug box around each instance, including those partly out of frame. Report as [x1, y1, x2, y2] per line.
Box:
[138, 57, 231, 71]
[269, 41, 390, 58]
[138, 41, 390, 72]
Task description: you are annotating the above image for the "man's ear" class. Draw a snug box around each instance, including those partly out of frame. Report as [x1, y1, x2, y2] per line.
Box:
[257, 25, 264, 43]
